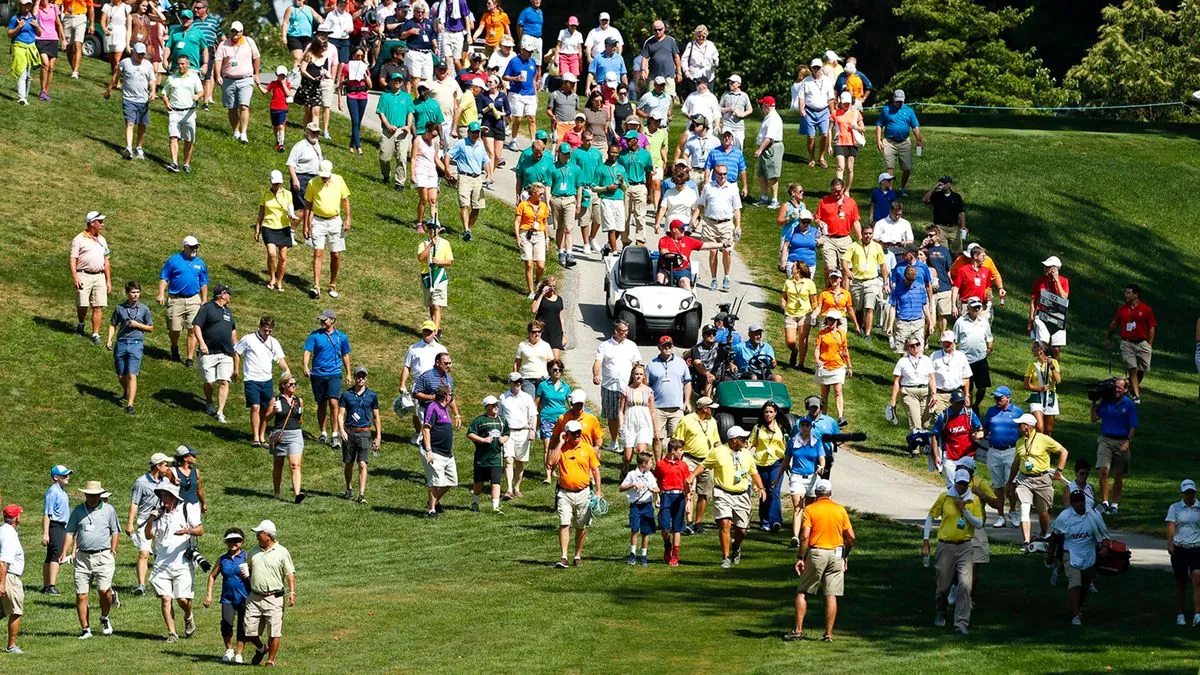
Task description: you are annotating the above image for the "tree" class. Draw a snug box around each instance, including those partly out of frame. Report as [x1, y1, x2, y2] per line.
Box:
[617, 0, 861, 102]
[888, 0, 1070, 110]
[1066, 0, 1200, 120]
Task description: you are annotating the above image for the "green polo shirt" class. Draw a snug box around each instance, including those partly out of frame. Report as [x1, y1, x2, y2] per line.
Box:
[377, 90, 415, 130]
[518, 150, 555, 188]
[596, 162, 627, 201]
[617, 147, 654, 185]
[167, 25, 206, 71]
[569, 146, 604, 187]
[413, 97, 445, 135]
[548, 161, 582, 197]
[248, 543, 296, 594]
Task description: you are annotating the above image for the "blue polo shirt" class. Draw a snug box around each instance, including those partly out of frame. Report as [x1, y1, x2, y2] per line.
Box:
[891, 259, 931, 288]
[786, 434, 823, 475]
[733, 340, 776, 371]
[111, 301, 154, 341]
[516, 5, 543, 38]
[504, 54, 538, 96]
[983, 403, 1024, 449]
[876, 103, 920, 142]
[807, 414, 841, 458]
[401, 18, 436, 50]
[588, 52, 626, 84]
[869, 187, 897, 224]
[160, 252, 208, 297]
[447, 138, 490, 175]
[890, 277, 928, 321]
[44, 482, 70, 522]
[646, 354, 691, 409]
[217, 550, 249, 604]
[1096, 396, 1139, 437]
[303, 329, 351, 378]
[714, 327, 742, 349]
[339, 386, 380, 429]
[705, 146, 747, 182]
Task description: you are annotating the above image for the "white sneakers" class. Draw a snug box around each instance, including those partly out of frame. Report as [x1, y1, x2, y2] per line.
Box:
[1008, 512, 1021, 528]
[222, 648, 235, 662]
[992, 517, 1007, 528]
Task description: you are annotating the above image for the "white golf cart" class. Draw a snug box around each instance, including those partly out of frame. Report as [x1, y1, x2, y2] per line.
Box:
[603, 245, 702, 346]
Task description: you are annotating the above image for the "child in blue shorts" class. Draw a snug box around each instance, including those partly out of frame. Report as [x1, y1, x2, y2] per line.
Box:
[620, 451, 659, 567]
[106, 280, 154, 416]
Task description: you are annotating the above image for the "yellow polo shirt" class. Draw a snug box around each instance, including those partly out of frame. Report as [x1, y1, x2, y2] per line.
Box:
[929, 492, 983, 543]
[1015, 432, 1064, 475]
[844, 240, 886, 280]
[749, 424, 787, 466]
[673, 412, 719, 462]
[247, 543, 295, 594]
[304, 174, 349, 219]
[703, 444, 758, 494]
[259, 188, 295, 230]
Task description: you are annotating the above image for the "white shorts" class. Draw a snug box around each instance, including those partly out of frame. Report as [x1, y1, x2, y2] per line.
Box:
[200, 353, 234, 383]
[503, 428, 532, 462]
[815, 366, 846, 386]
[1031, 318, 1066, 347]
[405, 49, 433, 81]
[599, 199, 626, 232]
[1028, 396, 1060, 416]
[421, 452, 459, 488]
[986, 447, 1015, 489]
[510, 93, 538, 118]
[519, 230, 547, 262]
[785, 472, 818, 498]
[440, 30, 466, 62]
[150, 564, 195, 599]
[131, 529, 154, 553]
[310, 215, 347, 252]
[168, 109, 197, 141]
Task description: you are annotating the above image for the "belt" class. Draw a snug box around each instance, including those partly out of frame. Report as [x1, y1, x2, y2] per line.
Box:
[349, 426, 372, 432]
[1102, 434, 1129, 440]
[1020, 471, 1048, 477]
[557, 486, 588, 493]
[1122, 339, 1147, 345]
[508, 427, 528, 432]
[901, 384, 928, 389]
[254, 589, 285, 598]
[458, 172, 480, 177]
[936, 389, 957, 394]
[50, 520, 66, 526]
[805, 105, 827, 111]
[852, 275, 879, 282]
[168, 293, 199, 299]
[626, 181, 646, 186]
[77, 269, 104, 275]
[1176, 544, 1200, 550]
[662, 489, 684, 494]
[810, 546, 839, 551]
[938, 539, 970, 545]
[412, 48, 432, 53]
[81, 549, 108, 554]
[990, 446, 1015, 452]
[714, 486, 748, 496]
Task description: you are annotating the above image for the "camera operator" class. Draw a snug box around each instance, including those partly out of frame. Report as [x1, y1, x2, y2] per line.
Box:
[686, 324, 722, 398]
[1090, 377, 1138, 516]
[144, 482, 204, 643]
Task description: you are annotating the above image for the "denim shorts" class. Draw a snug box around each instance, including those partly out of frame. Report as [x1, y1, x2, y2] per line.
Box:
[244, 379, 275, 407]
[113, 339, 144, 376]
[123, 100, 150, 126]
[311, 375, 342, 402]
[270, 109, 288, 127]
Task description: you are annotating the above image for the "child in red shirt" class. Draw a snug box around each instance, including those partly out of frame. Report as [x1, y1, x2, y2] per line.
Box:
[654, 439, 692, 566]
[260, 66, 292, 151]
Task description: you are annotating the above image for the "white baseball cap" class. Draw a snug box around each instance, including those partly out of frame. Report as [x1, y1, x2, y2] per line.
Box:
[85, 210, 106, 222]
[940, 330, 956, 343]
[275, 65, 288, 76]
[814, 479, 832, 495]
[799, 209, 813, 221]
[269, 170, 284, 184]
[605, 71, 618, 85]
[727, 74, 741, 84]
[564, 420, 583, 433]
[878, 172, 895, 183]
[725, 425, 750, 439]
[839, 91, 852, 103]
[482, 395, 499, 406]
[182, 235, 200, 247]
[653, 75, 666, 86]
[562, 72, 578, 83]
[825, 50, 841, 62]
[568, 390, 586, 404]
[1042, 256, 1062, 268]
[1014, 413, 1038, 426]
[953, 469, 971, 484]
[810, 58, 823, 68]
[252, 519, 278, 536]
[824, 309, 843, 321]
[956, 456, 976, 471]
[599, 11, 611, 21]
[318, 159, 333, 177]
[893, 89, 906, 101]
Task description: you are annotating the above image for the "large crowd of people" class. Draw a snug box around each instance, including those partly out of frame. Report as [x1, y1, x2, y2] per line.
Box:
[3, 0, 1198, 661]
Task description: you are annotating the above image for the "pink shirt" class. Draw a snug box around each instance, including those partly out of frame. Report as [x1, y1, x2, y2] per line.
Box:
[70, 232, 110, 273]
[214, 36, 260, 80]
[36, 4, 61, 41]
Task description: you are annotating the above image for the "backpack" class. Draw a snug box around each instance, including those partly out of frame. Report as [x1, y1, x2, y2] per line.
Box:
[1096, 538, 1131, 576]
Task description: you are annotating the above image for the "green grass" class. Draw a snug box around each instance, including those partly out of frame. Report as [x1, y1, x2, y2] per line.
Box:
[0, 58, 1199, 671]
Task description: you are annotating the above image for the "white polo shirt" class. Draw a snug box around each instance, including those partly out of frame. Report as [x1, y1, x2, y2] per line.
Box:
[234, 332, 286, 382]
[151, 504, 202, 571]
[0, 523, 25, 577]
[286, 139, 324, 175]
[874, 216, 913, 247]
[798, 75, 834, 109]
[756, 109, 783, 145]
[892, 353, 934, 387]
[594, 337, 642, 391]
[701, 180, 742, 221]
[499, 389, 538, 430]
[931, 348, 971, 391]
[953, 314, 993, 364]
[404, 338, 449, 383]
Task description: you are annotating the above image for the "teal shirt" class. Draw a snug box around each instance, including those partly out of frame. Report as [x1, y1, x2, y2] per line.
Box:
[377, 90, 415, 130]
[413, 97, 445, 135]
[617, 147, 654, 185]
[570, 147, 604, 186]
[168, 26, 206, 71]
[191, 16, 221, 48]
[518, 150, 555, 187]
[596, 162, 627, 201]
[549, 161, 582, 197]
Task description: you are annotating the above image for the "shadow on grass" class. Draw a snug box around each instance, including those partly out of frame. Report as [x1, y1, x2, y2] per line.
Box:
[481, 276, 527, 295]
[223, 486, 277, 500]
[74, 382, 122, 407]
[362, 310, 419, 338]
[83, 133, 167, 164]
[151, 388, 207, 412]
[32, 315, 79, 335]
[371, 504, 438, 518]
[196, 424, 250, 443]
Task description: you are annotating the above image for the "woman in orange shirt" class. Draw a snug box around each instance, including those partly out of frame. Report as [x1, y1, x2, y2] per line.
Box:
[473, 0, 510, 57]
[815, 269, 860, 335]
[815, 310, 852, 425]
[514, 182, 550, 298]
[831, 91, 865, 192]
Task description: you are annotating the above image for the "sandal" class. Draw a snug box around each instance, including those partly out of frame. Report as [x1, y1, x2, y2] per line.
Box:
[806, 161, 816, 168]
[328, 287, 340, 299]
[266, 282, 276, 290]
[821, 634, 834, 642]
[818, 159, 828, 169]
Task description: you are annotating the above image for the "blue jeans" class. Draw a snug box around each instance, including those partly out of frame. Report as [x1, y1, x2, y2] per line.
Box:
[757, 461, 783, 529]
[347, 97, 368, 149]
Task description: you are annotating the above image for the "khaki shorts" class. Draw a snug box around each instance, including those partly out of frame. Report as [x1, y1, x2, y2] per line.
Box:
[457, 173, 486, 210]
[0, 574, 24, 617]
[200, 353, 234, 383]
[556, 487, 593, 529]
[502, 428, 532, 462]
[150, 564, 195, 599]
[131, 528, 154, 553]
[882, 138, 913, 172]
[168, 108, 197, 141]
[167, 293, 202, 331]
[421, 452, 459, 488]
[850, 277, 883, 311]
[934, 291, 953, 319]
[519, 230, 547, 262]
[682, 455, 713, 499]
[423, 279, 449, 308]
[1014, 472, 1054, 515]
[893, 318, 924, 353]
[821, 235, 852, 274]
[245, 592, 285, 638]
[320, 78, 337, 109]
[1120, 339, 1152, 373]
[310, 215, 347, 253]
[654, 408, 684, 441]
[1096, 436, 1130, 477]
[74, 549, 116, 595]
[1064, 552, 1097, 590]
[797, 547, 844, 596]
[599, 199, 625, 233]
[700, 217, 734, 247]
[76, 271, 108, 308]
[62, 13, 87, 43]
[712, 487, 752, 529]
[550, 195, 578, 234]
[784, 314, 810, 330]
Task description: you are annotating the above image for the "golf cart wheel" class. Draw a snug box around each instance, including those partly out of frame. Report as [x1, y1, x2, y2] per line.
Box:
[714, 411, 736, 443]
[781, 413, 799, 436]
[617, 309, 639, 343]
[83, 35, 102, 59]
[675, 309, 701, 347]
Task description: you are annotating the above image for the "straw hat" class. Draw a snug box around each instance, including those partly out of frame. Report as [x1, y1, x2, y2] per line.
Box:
[79, 480, 107, 495]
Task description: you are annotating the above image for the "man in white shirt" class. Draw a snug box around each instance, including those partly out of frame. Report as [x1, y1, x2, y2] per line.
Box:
[753, 95, 785, 209]
[699, 167, 741, 292]
[499, 372, 538, 498]
[677, 118, 718, 188]
[400, 320, 449, 444]
[681, 78, 721, 137]
[593, 320, 643, 452]
[795, 58, 834, 167]
[0, 504, 26, 654]
[875, 199, 914, 263]
[487, 35, 516, 75]
[234, 316, 290, 448]
[584, 12, 623, 62]
[1048, 489, 1108, 626]
[953, 299, 993, 409]
[286, 123, 325, 213]
[145, 482, 203, 643]
[930, 330, 972, 416]
[889, 338, 936, 435]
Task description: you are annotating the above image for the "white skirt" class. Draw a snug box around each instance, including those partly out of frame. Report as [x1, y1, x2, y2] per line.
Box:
[815, 367, 846, 386]
[621, 405, 654, 447]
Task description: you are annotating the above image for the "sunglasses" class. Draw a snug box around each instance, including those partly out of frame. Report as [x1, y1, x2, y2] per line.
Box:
[530, 329, 542, 334]
[550, 368, 562, 372]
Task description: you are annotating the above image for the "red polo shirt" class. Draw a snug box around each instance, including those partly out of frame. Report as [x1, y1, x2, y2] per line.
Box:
[816, 194, 859, 238]
[654, 457, 692, 491]
[952, 264, 992, 302]
[658, 235, 704, 271]
[1114, 301, 1156, 341]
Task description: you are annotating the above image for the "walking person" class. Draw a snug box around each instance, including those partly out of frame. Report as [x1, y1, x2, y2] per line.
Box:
[303, 308, 352, 448]
[8, 0, 42, 106]
[213, 21, 260, 143]
[831, 92, 865, 193]
[106, 280, 154, 415]
[412, 121, 448, 230]
[695, 426, 765, 569]
[923, 469, 983, 634]
[256, 171, 298, 292]
[144, 482, 202, 643]
[749, 402, 787, 532]
[1091, 377, 1138, 516]
[781, 266, 818, 370]
[531, 276, 566, 359]
[814, 311, 852, 426]
[467, 396, 510, 514]
[1047, 488, 1108, 626]
[126, 453, 172, 596]
[888, 337, 936, 436]
[41, 464, 72, 596]
[782, 418, 825, 547]
[34, 0, 64, 102]
[446, 121, 489, 241]
[287, 122, 325, 214]
[875, 89, 923, 194]
[339, 46, 371, 153]
[234, 316, 290, 448]
[421, 385, 460, 517]
[63, 480, 120, 640]
[534, 360, 570, 484]
[161, 53, 204, 172]
[377, 72, 416, 188]
[70, 212, 112, 346]
[338, 365, 381, 503]
[1104, 284, 1156, 403]
[548, 420, 603, 568]
[105, 43, 156, 160]
[981, 386, 1023, 526]
[654, 440, 690, 566]
[784, 479, 853, 643]
[192, 284, 238, 424]
[243, 520, 296, 667]
[303, 159, 352, 300]
[268, 372, 307, 503]
[618, 364, 659, 478]
[203, 528, 249, 663]
[281, 0, 318, 70]
[0, 502, 26, 654]
[646, 336, 691, 461]
[1167, 479, 1200, 626]
[157, 236, 208, 366]
[593, 320, 641, 453]
[514, 183, 551, 299]
[1008, 414, 1069, 552]
[417, 223, 453, 332]
[498, 373, 536, 499]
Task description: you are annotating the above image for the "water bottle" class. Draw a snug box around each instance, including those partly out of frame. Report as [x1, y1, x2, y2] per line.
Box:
[922, 553, 930, 567]
[916, 145, 924, 158]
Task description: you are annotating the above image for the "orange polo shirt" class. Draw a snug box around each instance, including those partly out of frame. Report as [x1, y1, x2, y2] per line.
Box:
[556, 440, 599, 491]
[816, 288, 853, 318]
[816, 327, 847, 370]
[551, 410, 604, 449]
[801, 496, 852, 549]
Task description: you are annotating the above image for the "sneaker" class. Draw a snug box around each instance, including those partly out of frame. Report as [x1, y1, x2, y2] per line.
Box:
[100, 616, 113, 635]
[344, 489, 353, 499]
[767, 200, 780, 209]
[233, 653, 244, 664]
[215, 412, 227, 424]
[75, 322, 85, 335]
[504, 140, 518, 151]
[947, 583, 958, 606]
[790, 536, 801, 548]
[132, 584, 145, 596]
[202, 102, 210, 112]
[251, 647, 267, 665]
[182, 164, 191, 173]
[426, 510, 438, 519]
[6, 646, 23, 654]
[720, 557, 732, 569]
[899, 188, 909, 198]
[492, 506, 504, 515]
[322, 130, 332, 140]
[954, 626, 970, 635]
[564, 255, 577, 268]
[78, 628, 92, 640]
[721, 276, 731, 291]
[682, 525, 695, 536]
[331, 434, 342, 449]
[573, 557, 582, 567]
[1089, 582, 1099, 593]
[308, 288, 321, 299]
[709, 278, 718, 291]
[527, 291, 537, 300]
[91, 333, 102, 345]
[463, 230, 473, 242]
[222, 648, 235, 663]
[239, 134, 249, 144]
[44, 584, 60, 595]
[627, 552, 637, 565]
[693, 524, 706, 536]
[71, 71, 80, 79]
[318, 432, 329, 445]
[558, 250, 566, 266]
[122, 147, 133, 160]
[1177, 613, 1187, 626]
[1071, 614, 1082, 626]
[410, 433, 422, 446]
[1193, 614, 1200, 627]
[358, 495, 368, 505]
[166, 163, 180, 173]
[934, 615, 946, 628]
[294, 492, 307, 504]
[125, 405, 135, 416]
[837, 417, 849, 427]
[1008, 512, 1021, 528]
[821, 634, 834, 642]
[134, 147, 145, 160]
[668, 554, 679, 567]
[471, 502, 480, 512]
[184, 358, 194, 369]
[583, 243, 594, 255]
[555, 558, 569, 569]
[276, 144, 285, 152]
[17, 98, 28, 105]
[1131, 396, 1141, 404]
[992, 517, 1006, 528]
[184, 614, 195, 638]
[1109, 504, 1119, 515]
[205, 403, 217, 416]
[782, 631, 804, 642]
[639, 554, 649, 567]
[731, 548, 742, 566]
[328, 289, 340, 299]
[112, 589, 120, 609]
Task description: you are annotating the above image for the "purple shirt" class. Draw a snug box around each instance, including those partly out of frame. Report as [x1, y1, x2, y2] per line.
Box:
[432, 0, 470, 33]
